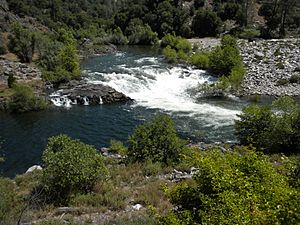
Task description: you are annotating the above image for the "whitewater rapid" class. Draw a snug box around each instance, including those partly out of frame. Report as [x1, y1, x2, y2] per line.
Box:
[86, 54, 241, 128]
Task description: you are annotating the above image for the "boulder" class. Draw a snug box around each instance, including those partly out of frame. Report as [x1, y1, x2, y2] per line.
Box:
[50, 80, 132, 106]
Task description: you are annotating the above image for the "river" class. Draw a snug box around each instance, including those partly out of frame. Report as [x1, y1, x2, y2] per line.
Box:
[0, 46, 247, 177]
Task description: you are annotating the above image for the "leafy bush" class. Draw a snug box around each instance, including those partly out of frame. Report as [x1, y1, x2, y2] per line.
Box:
[125, 19, 158, 45]
[289, 75, 300, 84]
[8, 23, 35, 63]
[0, 178, 22, 224]
[161, 34, 192, 54]
[160, 149, 300, 225]
[277, 62, 285, 69]
[109, 139, 127, 155]
[238, 27, 261, 39]
[190, 53, 209, 69]
[127, 115, 187, 165]
[235, 96, 300, 154]
[37, 32, 80, 83]
[209, 44, 242, 76]
[192, 9, 223, 37]
[162, 46, 177, 63]
[42, 134, 107, 204]
[7, 73, 16, 88]
[8, 84, 46, 113]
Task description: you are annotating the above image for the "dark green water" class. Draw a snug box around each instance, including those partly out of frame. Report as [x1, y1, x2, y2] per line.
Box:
[0, 46, 246, 177]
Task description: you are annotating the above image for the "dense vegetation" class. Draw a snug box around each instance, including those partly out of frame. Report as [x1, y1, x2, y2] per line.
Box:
[6, 0, 300, 41]
[0, 114, 299, 224]
[162, 34, 245, 91]
[8, 83, 46, 113]
[236, 96, 300, 154]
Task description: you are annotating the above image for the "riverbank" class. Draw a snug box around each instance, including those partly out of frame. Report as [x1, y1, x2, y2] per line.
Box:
[188, 38, 300, 97]
[239, 38, 300, 96]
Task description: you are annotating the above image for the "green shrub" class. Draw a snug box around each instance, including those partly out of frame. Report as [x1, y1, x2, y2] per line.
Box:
[7, 73, 16, 88]
[190, 53, 209, 69]
[160, 149, 300, 225]
[42, 134, 108, 205]
[125, 19, 158, 45]
[128, 115, 187, 165]
[235, 97, 300, 154]
[161, 34, 191, 54]
[227, 64, 246, 90]
[0, 178, 22, 224]
[289, 75, 300, 84]
[161, 34, 178, 48]
[162, 46, 177, 63]
[177, 50, 188, 61]
[277, 62, 285, 69]
[238, 27, 261, 39]
[8, 84, 46, 113]
[8, 23, 35, 63]
[276, 78, 289, 86]
[192, 9, 222, 37]
[141, 160, 162, 176]
[109, 139, 127, 155]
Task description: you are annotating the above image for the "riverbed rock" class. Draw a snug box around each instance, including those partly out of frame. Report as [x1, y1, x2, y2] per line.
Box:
[239, 38, 300, 97]
[51, 80, 132, 106]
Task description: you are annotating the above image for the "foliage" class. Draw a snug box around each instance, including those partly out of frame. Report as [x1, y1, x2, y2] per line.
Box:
[127, 114, 187, 165]
[162, 46, 177, 63]
[125, 19, 158, 45]
[8, 23, 35, 63]
[189, 53, 209, 69]
[259, 0, 300, 37]
[161, 34, 192, 54]
[42, 134, 107, 204]
[192, 9, 223, 37]
[238, 27, 261, 39]
[109, 139, 128, 155]
[8, 84, 46, 113]
[36, 31, 80, 83]
[160, 149, 300, 225]
[0, 178, 22, 224]
[209, 35, 242, 76]
[7, 73, 16, 88]
[235, 96, 300, 154]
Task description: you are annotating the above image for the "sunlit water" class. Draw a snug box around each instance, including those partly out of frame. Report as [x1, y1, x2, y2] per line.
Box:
[0, 46, 247, 177]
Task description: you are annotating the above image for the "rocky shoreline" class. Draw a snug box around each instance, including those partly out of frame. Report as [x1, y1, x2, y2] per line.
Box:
[239, 38, 300, 97]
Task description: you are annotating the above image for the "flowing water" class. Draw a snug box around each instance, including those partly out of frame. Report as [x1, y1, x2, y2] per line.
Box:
[0, 46, 247, 177]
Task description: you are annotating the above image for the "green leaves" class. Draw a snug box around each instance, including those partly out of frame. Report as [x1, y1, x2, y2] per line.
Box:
[127, 115, 187, 165]
[8, 84, 46, 113]
[42, 134, 107, 205]
[161, 149, 300, 224]
[235, 96, 300, 154]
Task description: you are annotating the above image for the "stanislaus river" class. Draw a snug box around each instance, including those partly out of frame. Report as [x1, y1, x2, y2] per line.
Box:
[0, 46, 246, 177]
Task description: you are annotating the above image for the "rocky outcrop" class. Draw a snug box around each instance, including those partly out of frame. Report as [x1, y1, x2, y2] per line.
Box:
[239, 38, 300, 96]
[0, 60, 42, 83]
[50, 80, 132, 106]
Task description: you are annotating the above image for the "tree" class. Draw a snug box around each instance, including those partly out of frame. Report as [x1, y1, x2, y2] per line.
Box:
[160, 149, 300, 225]
[128, 115, 187, 165]
[192, 9, 222, 37]
[259, 0, 300, 37]
[235, 96, 300, 154]
[8, 84, 46, 113]
[8, 23, 35, 63]
[42, 134, 107, 204]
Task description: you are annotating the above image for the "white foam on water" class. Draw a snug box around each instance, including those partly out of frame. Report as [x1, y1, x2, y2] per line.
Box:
[87, 64, 240, 126]
[134, 57, 158, 64]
